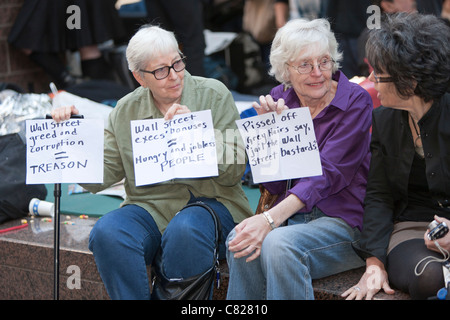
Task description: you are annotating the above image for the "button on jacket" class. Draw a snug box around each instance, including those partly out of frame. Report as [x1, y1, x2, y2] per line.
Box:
[355, 93, 450, 265]
[82, 72, 253, 233]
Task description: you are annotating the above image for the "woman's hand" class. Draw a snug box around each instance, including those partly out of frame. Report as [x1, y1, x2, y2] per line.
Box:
[228, 194, 304, 263]
[341, 257, 394, 300]
[51, 105, 79, 122]
[252, 95, 288, 115]
[228, 214, 272, 262]
[164, 103, 191, 120]
[424, 215, 450, 254]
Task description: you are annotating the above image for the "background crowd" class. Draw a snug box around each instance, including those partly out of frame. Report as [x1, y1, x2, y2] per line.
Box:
[7, 0, 449, 97]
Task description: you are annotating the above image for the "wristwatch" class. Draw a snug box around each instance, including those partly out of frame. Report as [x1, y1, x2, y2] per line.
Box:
[263, 211, 276, 230]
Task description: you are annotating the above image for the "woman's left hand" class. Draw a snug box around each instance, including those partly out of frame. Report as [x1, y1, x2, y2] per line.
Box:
[228, 214, 272, 262]
[164, 103, 191, 120]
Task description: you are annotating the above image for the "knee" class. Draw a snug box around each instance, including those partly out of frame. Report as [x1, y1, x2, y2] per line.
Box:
[226, 228, 236, 248]
[89, 214, 119, 252]
[166, 208, 215, 243]
[261, 229, 304, 264]
[409, 263, 444, 299]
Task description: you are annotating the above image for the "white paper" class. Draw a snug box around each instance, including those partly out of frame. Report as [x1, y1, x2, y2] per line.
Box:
[26, 119, 104, 184]
[131, 110, 218, 186]
[204, 29, 238, 55]
[52, 91, 113, 126]
[236, 108, 322, 183]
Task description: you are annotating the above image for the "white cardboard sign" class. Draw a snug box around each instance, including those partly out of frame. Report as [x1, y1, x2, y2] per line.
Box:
[130, 110, 218, 186]
[26, 118, 104, 184]
[236, 108, 322, 183]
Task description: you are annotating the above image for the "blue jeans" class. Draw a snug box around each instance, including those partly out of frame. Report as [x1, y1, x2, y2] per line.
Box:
[226, 207, 365, 300]
[88, 196, 235, 300]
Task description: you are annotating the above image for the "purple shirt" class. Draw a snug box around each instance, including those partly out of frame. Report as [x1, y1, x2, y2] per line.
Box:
[263, 71, 372, 230]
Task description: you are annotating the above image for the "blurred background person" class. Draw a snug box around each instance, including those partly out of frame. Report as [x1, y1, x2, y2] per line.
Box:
[144, 0, 206, 76]
[8, 0, 126, 88]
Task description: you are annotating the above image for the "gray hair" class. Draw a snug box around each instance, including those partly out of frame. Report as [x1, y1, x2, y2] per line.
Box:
[269, 18, 342, 87]
[126, 24, 181, 73]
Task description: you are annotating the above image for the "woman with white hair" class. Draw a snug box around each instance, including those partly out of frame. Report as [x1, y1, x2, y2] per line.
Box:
[51, 24, 253, 300]
[226, 18, 372, 300]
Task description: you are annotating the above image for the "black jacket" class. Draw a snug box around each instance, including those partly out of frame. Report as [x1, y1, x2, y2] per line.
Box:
[355, 93, 450, 265]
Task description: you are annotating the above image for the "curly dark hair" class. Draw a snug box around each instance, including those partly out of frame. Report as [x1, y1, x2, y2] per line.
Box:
[366, 12, 450, 102]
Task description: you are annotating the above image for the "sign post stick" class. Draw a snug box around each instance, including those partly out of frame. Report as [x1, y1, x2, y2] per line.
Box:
[46, 114, 84, 300]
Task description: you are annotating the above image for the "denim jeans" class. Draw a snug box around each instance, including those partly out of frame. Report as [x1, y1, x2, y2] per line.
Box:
[226, 207, 365, 300]
[88, 196, 235, 300]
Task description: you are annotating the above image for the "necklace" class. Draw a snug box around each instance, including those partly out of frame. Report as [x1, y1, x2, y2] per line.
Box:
[410, 114, 424, 158]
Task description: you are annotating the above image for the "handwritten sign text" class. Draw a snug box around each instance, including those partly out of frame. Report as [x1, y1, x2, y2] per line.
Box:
[236, 108, 322, 183]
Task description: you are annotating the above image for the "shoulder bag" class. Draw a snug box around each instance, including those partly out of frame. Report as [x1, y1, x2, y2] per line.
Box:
[151, 201, 222, 300]
[255, 180, 292, 215]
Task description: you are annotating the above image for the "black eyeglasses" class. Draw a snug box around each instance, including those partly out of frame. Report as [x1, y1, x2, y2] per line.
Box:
[139, 57, 186, 80]
[372, 71, 393, 83]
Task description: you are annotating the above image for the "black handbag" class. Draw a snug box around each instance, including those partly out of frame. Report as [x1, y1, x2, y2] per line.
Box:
[151, 201, 222, 300]
[0, 133, 47, 224]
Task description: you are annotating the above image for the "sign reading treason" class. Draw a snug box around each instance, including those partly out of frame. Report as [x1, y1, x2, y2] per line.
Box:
[26, 118, 104, 184]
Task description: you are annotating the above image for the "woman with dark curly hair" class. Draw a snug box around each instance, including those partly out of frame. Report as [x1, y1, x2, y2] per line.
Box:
[343, 13, 450, 300]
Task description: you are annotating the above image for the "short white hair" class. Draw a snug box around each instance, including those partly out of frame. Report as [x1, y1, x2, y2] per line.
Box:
[126, 24, 181, 72]
[269, 18, 342, 87]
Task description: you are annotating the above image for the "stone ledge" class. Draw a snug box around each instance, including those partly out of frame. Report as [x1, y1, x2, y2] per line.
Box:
[0, 216, 410, 300]
[0, 216, 228, 300]
[312, 267, 410, 300]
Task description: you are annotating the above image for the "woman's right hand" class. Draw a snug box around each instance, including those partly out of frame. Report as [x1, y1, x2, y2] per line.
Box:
[424, 215, 450, 254]
[51, 105, 79, 123]
[252, 95, 288, 115]
[341, 257, 394, 300]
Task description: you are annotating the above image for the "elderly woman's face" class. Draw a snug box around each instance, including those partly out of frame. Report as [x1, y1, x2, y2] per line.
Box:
[135, 51, 185, 103]
[288, 53, 334, 102]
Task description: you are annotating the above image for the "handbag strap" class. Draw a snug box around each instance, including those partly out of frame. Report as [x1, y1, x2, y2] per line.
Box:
[285, 179, 292, 195]
[181, 201, 222, 256]
[152, 201, 223, 282]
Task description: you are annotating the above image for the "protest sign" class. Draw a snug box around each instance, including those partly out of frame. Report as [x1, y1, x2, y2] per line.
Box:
[26, 119, 104, 184]
[236, 108, 322, 183]
[131, 110, 218, 186]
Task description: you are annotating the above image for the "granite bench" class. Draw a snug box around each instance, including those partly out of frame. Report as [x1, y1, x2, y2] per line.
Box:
[0, 215, 409, 300]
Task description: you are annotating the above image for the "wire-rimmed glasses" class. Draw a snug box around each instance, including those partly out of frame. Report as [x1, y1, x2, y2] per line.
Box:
[287, 58, 335, 74]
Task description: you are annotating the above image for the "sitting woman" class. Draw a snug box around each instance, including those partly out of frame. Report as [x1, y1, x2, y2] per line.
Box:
[226, 18, 373, 300]
[51, 25, 253, 300]
[343, 13, 450, 300]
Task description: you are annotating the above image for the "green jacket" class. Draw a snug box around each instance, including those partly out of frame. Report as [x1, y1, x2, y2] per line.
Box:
[83, 72, 253, 232]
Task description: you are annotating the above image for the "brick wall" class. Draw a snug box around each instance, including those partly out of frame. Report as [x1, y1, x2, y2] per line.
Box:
[0, 0, 49, 93]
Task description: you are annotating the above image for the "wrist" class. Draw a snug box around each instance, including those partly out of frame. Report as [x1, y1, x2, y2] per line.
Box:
[366, 256, 385, 270]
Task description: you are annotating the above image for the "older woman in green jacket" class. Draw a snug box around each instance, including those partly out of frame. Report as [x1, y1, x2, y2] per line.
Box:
[52, 25, 252, 300]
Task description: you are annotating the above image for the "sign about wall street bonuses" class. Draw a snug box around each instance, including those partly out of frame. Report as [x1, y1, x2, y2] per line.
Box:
[131, 110, 218, 186]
